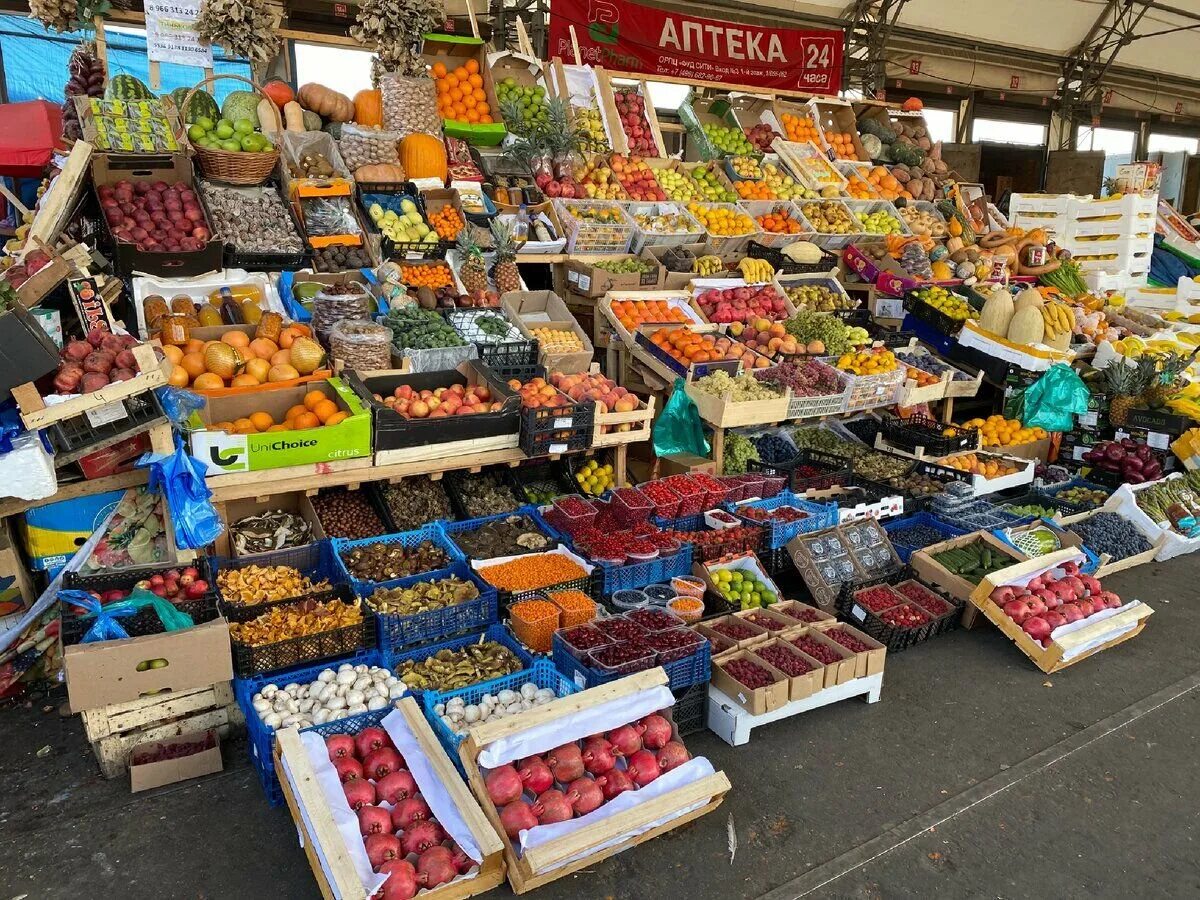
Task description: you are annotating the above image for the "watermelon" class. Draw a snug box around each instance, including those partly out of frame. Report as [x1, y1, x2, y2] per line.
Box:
[106, 74, 154, 101]
[221, 90, 261, 125]
[169, 87, 220, 124]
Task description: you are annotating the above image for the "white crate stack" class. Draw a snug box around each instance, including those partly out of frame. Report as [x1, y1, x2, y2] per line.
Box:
[1010, 192, 1157, 280]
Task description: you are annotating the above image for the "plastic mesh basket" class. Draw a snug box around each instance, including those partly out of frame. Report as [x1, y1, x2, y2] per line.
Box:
[360, 561, 499, 654]
[728, 491, 839, 549]
[332, 524, 465, 592]
[230, 592, 375, 677]
[214, 540, 345, 623]
[389, 623, 535, 691]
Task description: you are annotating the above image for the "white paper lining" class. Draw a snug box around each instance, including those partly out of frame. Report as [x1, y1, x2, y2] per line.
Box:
[1053, 600, 1148, 660]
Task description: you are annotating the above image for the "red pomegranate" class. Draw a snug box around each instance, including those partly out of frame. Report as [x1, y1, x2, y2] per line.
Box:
[566, 776, 605, 815]
[581, 736, 617, 775]
[375, 859, 418, 900]
[625, 749, 660, 787]
[546, 744, 584, 783]
[518, 757, 554, 794]
[485, 764, 524, 806]
[499, 800, 538, 839]
[597, 768, 634, 800]
[376, 770, 417, 805]
[390, 795, 431, 830]
[639, 714, 673, 750]
[607, 723, 644, 756]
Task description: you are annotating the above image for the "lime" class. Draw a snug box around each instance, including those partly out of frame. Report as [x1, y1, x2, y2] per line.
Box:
[215, 122, 234, 140]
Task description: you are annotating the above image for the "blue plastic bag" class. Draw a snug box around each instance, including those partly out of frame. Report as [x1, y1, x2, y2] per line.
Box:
[653, 378, 710, 457]
[153, 386, 205, 427]
[136, 436, 224, 550]
[61, 587, 195, 643]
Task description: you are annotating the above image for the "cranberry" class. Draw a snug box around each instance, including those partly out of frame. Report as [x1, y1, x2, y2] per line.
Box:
[743, 612, 785, 631]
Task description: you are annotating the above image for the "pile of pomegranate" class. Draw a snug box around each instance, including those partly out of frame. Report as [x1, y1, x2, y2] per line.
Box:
[989, 560, 1122, 647]
[325, 726, 475, 899]
[98, 179, 212, 254]
[51, 327, 143, 395]
[486, 712, 691, 840]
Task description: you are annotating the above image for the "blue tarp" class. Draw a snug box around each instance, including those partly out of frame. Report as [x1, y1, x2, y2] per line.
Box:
[0, 15, 250, 105]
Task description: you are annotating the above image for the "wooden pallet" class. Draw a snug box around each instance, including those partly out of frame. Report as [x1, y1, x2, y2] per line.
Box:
[459, 668, 731, 894]
[80, 681, 243, 779]
[274, 699, 505, 900]
[12, 343, 169, 431]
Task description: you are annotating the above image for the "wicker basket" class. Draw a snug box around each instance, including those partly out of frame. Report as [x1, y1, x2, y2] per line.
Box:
[180, 74, 281, 186]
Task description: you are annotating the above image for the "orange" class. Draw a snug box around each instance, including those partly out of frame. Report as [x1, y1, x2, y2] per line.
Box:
[432, 61, 447, 78]
[266, 424, 290, 432]
[468, 73, 483, 88]
[324, 411, 348, 427]
[231, 373, 260, 387]
[221, 330, 250, 349]
[232, 417, 258, 434]
[285, 404, 307, 421]
[248, 338, 278, 359]
[244, 357, 271, 383]
[303, 389, 326, 411]
[268, 364, 299, 382]
[161, 344, 183, 365]
[192, 372, 224, 390]
[183, 338, 205, 355]
[180, 352, 207, 379]
[465, 59, 479, 74]
[293, 411, 320, 430]
[291, 323, 312, 337]
[312, 399, 339, 423]
[454, 65, 469, 80]
[167, 365, 189, 387]
[211, 421, 236, 434]
[249, 411, 274, 432]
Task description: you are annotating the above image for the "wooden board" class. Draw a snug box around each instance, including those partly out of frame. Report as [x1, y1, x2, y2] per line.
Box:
[13, 344, 169, 430]
[81, 681, 242, 779]
[592, 393, 655, 448]
[374, 433, 520, 467]
[459, 668, 730, 894]
[275, 700, 506, 900]
[684, 381, 790, 428]
[22, 141, 93, 259]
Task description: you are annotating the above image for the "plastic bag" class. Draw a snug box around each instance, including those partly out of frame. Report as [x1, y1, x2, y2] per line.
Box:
[1018, 363, 1090, 432]
[154, 386, 204, 427]
[653, 378, 710, 457]
[136, 437, 224, 550]
[61, 587, 195, 643]
[337, 123, 402, 171]
[378, 73, 441, 136]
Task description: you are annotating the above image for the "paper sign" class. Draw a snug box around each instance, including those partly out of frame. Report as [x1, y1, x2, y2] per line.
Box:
[86, 400, 130, 428]
[145, 0, 214, 69]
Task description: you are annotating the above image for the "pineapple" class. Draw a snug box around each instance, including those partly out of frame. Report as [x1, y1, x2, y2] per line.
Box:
[1103, 359, 1150, 425]
[456, 229, 488, 294]
[1142, 351, 1193, 408]
[491, 219, 522, 294]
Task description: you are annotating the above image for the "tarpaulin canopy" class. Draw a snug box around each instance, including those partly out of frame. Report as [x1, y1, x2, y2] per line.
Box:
[0, 101, 62, 178]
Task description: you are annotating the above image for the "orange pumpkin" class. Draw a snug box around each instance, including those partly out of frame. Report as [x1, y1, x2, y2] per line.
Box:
[400, 133, 448, 181]
[354, 89, 383, 127]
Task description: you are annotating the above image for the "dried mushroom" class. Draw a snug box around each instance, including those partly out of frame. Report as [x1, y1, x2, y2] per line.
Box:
[394, 639, 523, 691]
[353, 0, 446, 77]
[229, 598, 363, 646]
[217, 564, 331, 607]
[203, 183, 304, 254]
[230, 510, 313, 556]
[340, 539, 449, 582]
[366, 576, 479, 615]
[452, 514, 551, 560]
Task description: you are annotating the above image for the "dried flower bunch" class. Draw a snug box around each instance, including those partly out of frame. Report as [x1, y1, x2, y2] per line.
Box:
[196, 0, 282, 75]
[353, 0, 445, 76]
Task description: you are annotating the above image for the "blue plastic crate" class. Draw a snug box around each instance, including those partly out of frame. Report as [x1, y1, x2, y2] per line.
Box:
[551, 633, 711, 692]
[590, 545, 694, 596]
[652, 513, 705, 532]
[234, 649, 386, 806]
[332, 524, 466, 592]
[360, 562, 499, 653]
[727, 491, 839, 549]
[389, 623, 535, 686]
[440, 505, 560, 559]
[214, 540, 347, 621]
[990, 521, 1102, 575]
[883, 512, 969, 563]
[1034, 477, 1112, 513]
[422, 659, 579, 773]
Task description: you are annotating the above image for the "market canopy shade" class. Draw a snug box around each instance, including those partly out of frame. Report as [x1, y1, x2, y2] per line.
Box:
[0, 101, 63, 178]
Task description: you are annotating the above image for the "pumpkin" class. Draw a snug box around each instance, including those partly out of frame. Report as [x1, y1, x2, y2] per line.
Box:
[262, 80, 295, 109]
[1007, 306, 1045, 345]
[930, 261, 953, 280]
[1014, 286, 1044, 313]
[354, 89, 382, 127]
[902, 97, 924, 112]
[400, 133, 448, 181]
[297, 83, 354, 123]
[355, 163, 406, 183]
[979, 286, 1015, 337]
[945, 236, 964, 253]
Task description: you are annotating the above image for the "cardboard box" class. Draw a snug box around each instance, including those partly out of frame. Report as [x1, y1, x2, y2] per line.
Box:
[422, 34, 506, 146]
[187, 378, 371, 475]
[129, 729, 223, 792]
[565, 255, 665, 298]
[910, 531, 1024, 603]
[0, 304, 60, 403]
[20, 490, 126, 572]
[77, 432, 153, 479]
[501, 289, 594, 373]
[646, 242, 707, 290]
[659, 452, 717, 477]
[820, 624, 886, 678]
[65, 618, 233, 712]
[697, 614, 770, 650]
[790, 626, 858, 687]
[711, 649, 789, 714]
[748, 639, 824, 701]
[91, 153, 223, 278]
[216, 492, 326, 558]
[0, 519, 37, 618]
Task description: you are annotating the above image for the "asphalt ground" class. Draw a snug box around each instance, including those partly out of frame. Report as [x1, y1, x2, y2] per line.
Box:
[2, 556, 1197, 900]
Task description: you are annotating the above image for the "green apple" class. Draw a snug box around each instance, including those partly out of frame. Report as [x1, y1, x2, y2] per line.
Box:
[194, 116, 214, 132]
[215, 122, 234, 140]
[219, 139, 241, 152]
[187, 124, 206, 142]
[233, 118, 256, 135]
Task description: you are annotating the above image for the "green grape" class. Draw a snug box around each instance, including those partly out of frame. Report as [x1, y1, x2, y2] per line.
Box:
[723, 432, 760, 475]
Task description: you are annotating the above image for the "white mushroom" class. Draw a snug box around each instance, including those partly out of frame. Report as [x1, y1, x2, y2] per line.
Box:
[464, 705, 481, 723]
[336, 670, 356, 686]
[346, 690, 365, 706]
[347, 703, 368, 715]
[252, 698, 270, 713]
[317, 669, 336, 683]
[535, 688, 555, 704]
[497, 689, 517, 706]
[434, 703, 446, 716]
[367, 696, 387, 711]
[520, 683, 538, 700]
[264, 712, 282, 729]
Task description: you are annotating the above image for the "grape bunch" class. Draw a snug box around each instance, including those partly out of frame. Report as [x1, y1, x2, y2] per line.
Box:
[722, 432, 760, 475]
[783, 310, 855, 355]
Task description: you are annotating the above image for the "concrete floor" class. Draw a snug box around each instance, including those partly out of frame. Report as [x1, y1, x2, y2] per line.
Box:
[1, 557, 1197, 900]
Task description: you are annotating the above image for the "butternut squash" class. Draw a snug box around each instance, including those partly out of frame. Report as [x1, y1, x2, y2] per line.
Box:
[257, 98, 280, 135]
[283, 101, 305, 132]
[978, 286, 1015, 337]
[1007, 305, 1045, 345]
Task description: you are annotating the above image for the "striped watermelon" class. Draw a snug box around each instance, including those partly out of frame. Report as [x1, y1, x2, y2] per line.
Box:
[105, 74, 154, 101]
[169, 87, 220, 124]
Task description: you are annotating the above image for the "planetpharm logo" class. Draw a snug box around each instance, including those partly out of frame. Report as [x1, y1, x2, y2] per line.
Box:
[588, 0, 620, 44]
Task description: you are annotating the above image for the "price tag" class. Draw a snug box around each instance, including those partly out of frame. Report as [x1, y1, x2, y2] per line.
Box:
[573, 671, 587, 689]
[575, 273, 591, 291]
[1147, 431, 1170, 450]
[1079, 411, 1099, 427]
[86, 400, 129, 428]
[852, 604, 867, 622]
[549, 443, 568, 454]
[553, 417, 573, 429]
[876, 297, 903, 319]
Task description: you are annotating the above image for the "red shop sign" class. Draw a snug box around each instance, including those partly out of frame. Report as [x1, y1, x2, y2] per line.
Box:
[548, 0, 844, 95]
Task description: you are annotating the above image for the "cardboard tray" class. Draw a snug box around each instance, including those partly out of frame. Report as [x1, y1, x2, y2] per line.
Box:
[565, 254, 665, 298]
[965, 548, 1153, 673]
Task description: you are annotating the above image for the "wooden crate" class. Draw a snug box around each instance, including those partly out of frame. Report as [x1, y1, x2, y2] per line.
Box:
[684, 380, 790, 428]
[596, 70, 667, 158]
[592, 391, 655, 448]
[274, 699, 506, 900]
[80, 681, 242, 779]
[966, 548, 1154, 673]
[459, 668, 730, 894]
[12, 342, 168, 431]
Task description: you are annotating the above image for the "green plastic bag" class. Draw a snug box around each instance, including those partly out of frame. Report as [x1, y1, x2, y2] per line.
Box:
[653, 378, 710, 457]
[1018, 363, 1090, 432]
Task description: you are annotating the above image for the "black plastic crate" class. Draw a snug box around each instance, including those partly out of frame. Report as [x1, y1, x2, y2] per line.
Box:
[995, 490, 1081, 520]
[747, 240, 838, 275]
[508, 461, 577, 505]
[748, 451, 850, 494]
[872, 458, 973, 513]
[213, 541, 346, 623]
[671, 682, 708, 737]
[902, 289, 971, 336]
[493, 568, 602, 612]
[835, 568, 960, 653]
[881, 414, 978, 457]
[64, 556, 213, 594]
[480, 359, 542, 383]
[358, 185, 447, 260]
[840, 415, 884, 447]
[43, 390, 164, 456]
[230, 593, 375, 676]
[442, 469, 525, 521]
[867, 324, 920, 348]
[477, 338, 539, 371]
[519, 397, 595, 458]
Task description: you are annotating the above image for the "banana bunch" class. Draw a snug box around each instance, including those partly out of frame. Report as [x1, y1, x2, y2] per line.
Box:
[1040, 302, 1073, 340]
[693, 255, 724, 276]
[736, 257, 775, 283]
[1167, 382, 1200, 421]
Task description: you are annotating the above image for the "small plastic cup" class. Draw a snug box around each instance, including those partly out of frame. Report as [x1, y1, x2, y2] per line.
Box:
[611, 589, 650, 610]
[670, 575, 706, 598]
[667, 596, 705, 623]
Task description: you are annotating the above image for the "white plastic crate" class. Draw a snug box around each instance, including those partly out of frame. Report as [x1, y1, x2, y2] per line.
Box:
[1010, 193, 1075, 217]
[737, 200, 813, 248]
[842, 200, 911, 238]
[1071, 193, 1157, 222]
